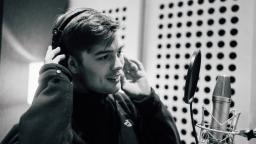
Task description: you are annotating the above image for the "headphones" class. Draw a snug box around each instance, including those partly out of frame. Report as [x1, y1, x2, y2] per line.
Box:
[51, 9, 88, 50]
[51, 8, 94, 66]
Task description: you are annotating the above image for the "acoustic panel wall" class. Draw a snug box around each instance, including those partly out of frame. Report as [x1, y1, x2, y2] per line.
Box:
[142, 0, 255, 144]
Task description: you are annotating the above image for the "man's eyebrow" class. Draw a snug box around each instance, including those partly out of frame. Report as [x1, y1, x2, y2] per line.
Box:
[94, 50, 113, 56]
[94, 45, 125, 56]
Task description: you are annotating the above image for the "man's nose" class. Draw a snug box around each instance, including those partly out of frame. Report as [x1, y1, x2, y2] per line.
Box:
[112, 55, 123, 71]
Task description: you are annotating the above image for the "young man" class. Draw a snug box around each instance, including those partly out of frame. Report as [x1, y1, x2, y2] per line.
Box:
[1, 8, 181, 144]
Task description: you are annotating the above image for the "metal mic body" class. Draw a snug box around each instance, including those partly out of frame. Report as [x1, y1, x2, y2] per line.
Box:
[209, 76, 231, 143]
[211, 96, 231, 140]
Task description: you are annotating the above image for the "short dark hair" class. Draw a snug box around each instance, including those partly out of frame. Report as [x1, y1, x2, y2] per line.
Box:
[52, 8, 120, 58]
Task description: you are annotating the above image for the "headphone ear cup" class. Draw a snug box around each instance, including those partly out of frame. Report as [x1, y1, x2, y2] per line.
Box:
[51, 28, 68, 67]
[59, 55, 69, 67]
[51, 28, 61, 49]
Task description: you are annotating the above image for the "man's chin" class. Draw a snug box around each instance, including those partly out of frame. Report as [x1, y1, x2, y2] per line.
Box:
[109, 81, 121, 94]
[113, 82, 121, 94]
[98, 80, 121, 94]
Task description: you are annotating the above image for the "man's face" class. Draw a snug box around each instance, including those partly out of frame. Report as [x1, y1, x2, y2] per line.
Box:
[76, 34, 125, 94]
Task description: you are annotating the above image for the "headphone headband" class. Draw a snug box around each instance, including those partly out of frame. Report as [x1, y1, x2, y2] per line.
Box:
[52, 9, 88, 48]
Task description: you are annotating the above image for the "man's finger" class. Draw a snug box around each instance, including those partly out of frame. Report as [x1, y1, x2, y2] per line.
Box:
[130, 62, 139, 71]
[46, 47, 61, 60]
[46, 45, 52, 53]
[124, 56, 144, 71]
[124, 56, 130, 64]
[53, 54, 66, 64]
[130, 59, 144, 71]
[123, 56, 132, 72]
[51, 47, 61, 57]
[45, 46, 52, 60]
[120, 72, 128, 89]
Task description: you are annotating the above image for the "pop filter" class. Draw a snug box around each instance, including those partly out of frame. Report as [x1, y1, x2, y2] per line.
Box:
[184, 50, 201, 104]
[183, 50, 201, 144]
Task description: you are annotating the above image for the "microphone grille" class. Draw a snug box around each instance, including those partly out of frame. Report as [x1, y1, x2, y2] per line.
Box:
[213, 75, 231, 98]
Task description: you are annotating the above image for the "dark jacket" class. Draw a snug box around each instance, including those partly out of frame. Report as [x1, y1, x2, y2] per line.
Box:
[1, 64, 181, 144]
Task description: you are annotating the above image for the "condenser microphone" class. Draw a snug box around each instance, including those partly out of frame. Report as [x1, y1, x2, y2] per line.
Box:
[209, 75, 231, 143]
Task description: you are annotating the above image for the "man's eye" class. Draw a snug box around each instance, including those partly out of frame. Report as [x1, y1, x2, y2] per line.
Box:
[98, 54, 110, 60]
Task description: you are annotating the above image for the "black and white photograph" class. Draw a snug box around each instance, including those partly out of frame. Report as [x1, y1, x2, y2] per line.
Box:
[0, 0, 256, 144]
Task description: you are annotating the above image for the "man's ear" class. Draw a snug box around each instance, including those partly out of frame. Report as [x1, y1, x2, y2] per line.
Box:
[67, 56, 79, 74]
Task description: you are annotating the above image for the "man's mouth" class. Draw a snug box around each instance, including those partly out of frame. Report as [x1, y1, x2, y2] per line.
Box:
[106, 73, 121, 82]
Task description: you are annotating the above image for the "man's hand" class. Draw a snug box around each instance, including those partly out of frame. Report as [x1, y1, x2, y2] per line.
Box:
[121, 57, 151, 97]
[44, 46, 65, 64]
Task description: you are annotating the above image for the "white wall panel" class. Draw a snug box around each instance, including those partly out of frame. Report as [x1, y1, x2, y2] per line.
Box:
[142, 0, 256, 144]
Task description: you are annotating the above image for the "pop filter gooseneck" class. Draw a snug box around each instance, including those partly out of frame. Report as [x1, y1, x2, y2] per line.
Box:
[183, 50, 201, 144]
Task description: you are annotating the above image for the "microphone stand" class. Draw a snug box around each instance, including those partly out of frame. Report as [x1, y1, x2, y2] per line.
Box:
[190, 99, 199, 144]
